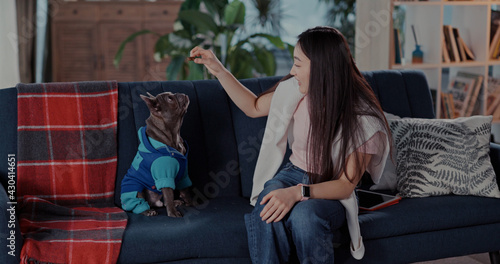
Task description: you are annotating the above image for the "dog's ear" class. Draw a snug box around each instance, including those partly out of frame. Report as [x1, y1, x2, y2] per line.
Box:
[140, 94, 162, 117]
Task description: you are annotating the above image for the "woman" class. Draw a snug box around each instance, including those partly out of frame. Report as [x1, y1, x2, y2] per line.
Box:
[190, 26, 390, 264]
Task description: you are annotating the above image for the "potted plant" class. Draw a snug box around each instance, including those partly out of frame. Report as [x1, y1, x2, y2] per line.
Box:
[114, 0, 293, 80]
[320, 0, 355, 52]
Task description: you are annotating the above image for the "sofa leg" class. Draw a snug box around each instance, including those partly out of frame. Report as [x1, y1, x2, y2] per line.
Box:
[490, 251, 500, 264]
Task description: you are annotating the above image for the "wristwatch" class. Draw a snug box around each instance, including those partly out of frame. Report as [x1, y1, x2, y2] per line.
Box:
[297, 184, 310, 201]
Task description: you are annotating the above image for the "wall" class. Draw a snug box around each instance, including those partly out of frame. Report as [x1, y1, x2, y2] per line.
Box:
[0, 0, 20, 89]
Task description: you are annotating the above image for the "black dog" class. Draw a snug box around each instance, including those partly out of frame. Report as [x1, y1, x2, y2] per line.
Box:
[121, 92, 193, 217]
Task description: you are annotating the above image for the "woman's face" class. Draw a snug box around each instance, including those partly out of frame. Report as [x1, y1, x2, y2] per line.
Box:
[290, 43, 311, 94]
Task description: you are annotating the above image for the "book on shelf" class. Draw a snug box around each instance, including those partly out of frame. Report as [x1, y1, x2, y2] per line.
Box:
[460, 37, 475, 61]
[443, 25, 456, 62]
[454, 28, 474, 62]
[447, 93, 456, 118]
[491, 10, 500, 40]
[490, 11, 500, 59]
[470, 97, 482, 116]
[442, 32, 450, 63]
[490, 26, 500, 59]
[442, 25, 475, 63]
[440, 92, 448, 119]
[461, 72, 483, 117]
[440, 92, 455, 119]
[487, 76, 500, 116]
[448, 71, 481, 118]
[445, 25, 460, 63]
[452, 28, 465, 62]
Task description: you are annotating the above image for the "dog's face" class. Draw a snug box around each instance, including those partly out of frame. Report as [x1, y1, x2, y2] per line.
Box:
[140, 92, 190, 124]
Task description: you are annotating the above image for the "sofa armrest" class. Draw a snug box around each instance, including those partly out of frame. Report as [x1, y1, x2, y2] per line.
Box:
[0, 184, 22, 263]
[490, 142, 500, 188]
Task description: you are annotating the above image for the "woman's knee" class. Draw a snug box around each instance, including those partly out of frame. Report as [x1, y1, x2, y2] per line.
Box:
[256, 179, 288, 205]
[286, 200, 345, 233]
[263, 178, 288, 192]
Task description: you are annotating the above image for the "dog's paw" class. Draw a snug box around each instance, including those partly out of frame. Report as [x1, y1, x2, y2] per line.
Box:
[141, 209, 158, 217]
[167, 207, 183, 218]
[180, 190, 196, 207]
[183, 198, 196, 207]
[173, 199, 184, 208]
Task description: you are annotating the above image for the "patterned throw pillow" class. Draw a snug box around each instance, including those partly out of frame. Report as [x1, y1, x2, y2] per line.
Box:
[389, 116, 500, 198]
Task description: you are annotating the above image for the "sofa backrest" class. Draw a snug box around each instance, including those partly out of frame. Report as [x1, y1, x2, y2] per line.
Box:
[113, 77, 283, 205]
[363, 70, 435, 118]
[113, 70, 436, 204]
[0, 70, 436, 205]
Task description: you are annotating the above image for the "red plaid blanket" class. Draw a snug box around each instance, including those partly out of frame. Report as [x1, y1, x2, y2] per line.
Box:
[16, 81, 127, 264]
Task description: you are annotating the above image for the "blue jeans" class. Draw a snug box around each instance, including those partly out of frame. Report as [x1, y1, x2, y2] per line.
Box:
[245, 163, 346, 264]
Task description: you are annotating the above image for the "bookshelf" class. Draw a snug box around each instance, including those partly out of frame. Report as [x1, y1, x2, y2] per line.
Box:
[355, 0, 500, 121]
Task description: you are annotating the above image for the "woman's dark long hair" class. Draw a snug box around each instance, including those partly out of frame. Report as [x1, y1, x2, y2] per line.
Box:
[261, 26, 390, 184]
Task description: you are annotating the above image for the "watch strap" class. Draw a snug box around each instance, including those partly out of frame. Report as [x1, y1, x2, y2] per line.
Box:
[297, 183, 310, 201]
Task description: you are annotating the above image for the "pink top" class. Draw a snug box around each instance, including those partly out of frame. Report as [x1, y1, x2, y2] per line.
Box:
[289, 96, 383, 172]
[289, 96, 310, 171]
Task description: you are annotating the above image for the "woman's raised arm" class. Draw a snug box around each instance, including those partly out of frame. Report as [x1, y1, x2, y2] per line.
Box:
[190, 47, 272, 118]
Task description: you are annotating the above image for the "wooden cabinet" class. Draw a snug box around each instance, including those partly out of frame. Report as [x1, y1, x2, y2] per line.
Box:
[51, 0, 183, 82]
[53, 23, 100, 81]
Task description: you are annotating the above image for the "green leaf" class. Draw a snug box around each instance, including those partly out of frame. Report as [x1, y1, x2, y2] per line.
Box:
[167, 55, 187, 80]
[169, 30, 193, 49]
[233, 33, 286, 51]
[114, 30, 158, 68]
[202, 0, 228, 19]
[178, 10, 218, 34]
[227, 48, 253, 79]
[224, 0, 245, 25]
[154, 35, 172, 61]
[253, 45, 276, 76]
[186, 62, 204, 80]
[252, 33, 285, 49]
[180, 0, 202, 11]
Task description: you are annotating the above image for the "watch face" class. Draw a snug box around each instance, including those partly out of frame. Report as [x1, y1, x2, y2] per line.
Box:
[302, 185, 310, 198]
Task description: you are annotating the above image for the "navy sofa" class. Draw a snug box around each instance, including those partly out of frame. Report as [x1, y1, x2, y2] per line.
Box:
[1, 70, 500, 264]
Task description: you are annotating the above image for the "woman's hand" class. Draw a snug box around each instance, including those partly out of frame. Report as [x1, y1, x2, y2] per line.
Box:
[259, 186, 301, 223]
[189, 47, 227, 78]
[189, 46, 272, 118]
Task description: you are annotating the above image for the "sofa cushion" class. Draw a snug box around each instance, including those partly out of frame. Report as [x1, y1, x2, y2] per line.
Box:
[230, 77, 284, 198]
[192, 80, 242, 197]
[118, 197, 253, 263]
[359, 195, 500, 240]
[390, 116, 500, 198]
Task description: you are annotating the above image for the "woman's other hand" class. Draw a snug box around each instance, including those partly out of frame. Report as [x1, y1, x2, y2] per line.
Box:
[259, 186, 301, 223]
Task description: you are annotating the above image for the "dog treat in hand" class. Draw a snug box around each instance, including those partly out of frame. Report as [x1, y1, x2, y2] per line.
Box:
[187, 56, 197, 61]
